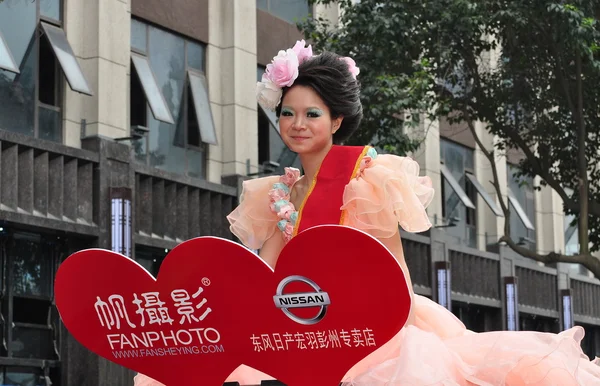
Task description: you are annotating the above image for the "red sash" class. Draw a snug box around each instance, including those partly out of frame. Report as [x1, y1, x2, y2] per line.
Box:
[294, 145, 369, 236]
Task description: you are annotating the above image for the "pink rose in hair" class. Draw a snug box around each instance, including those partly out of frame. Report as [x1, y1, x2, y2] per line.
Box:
[341, 57, 360, 79]
[292, 40, 313, 64]
[265, 49, 299, 88]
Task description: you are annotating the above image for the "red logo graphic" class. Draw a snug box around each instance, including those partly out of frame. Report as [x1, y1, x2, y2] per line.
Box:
[55, 225, 411, 386]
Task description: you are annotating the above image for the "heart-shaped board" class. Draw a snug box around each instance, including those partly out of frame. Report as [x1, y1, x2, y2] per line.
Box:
[55, 225, 411, 385]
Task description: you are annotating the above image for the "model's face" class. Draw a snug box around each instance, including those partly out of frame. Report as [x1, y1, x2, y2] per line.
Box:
[278, 85, 342, 155]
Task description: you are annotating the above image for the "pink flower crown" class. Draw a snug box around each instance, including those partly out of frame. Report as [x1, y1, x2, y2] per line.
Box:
[256, 40, 360, 111]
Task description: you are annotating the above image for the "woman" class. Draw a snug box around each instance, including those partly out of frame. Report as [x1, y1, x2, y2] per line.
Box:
[135, 41, 600, 385]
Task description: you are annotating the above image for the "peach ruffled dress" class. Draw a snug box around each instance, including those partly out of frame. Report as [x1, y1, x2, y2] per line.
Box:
[134, 151, 600, 385]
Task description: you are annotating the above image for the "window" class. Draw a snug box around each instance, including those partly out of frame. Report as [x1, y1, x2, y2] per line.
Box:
[565, 213, 579, 256]
[257, 66, 301, 175]
[135, 246, 168, 277]
[0, 229, 62, 384]
[257, 0, 311, 24]
[562, 188, 579, 255]
[507, 165, 536, 251]
[440, 139, 477, 247]
[563, 188, 590, 276]
[130, 20, 217, 179]
[0, 0, 91, 144]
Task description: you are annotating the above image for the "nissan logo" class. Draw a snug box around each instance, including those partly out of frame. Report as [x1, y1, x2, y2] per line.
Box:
[273, 275, 331, 325]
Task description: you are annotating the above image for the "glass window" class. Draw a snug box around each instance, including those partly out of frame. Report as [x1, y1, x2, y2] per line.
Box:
[10, 233, 51, 298]
[0, 0, 89, 144]
[146, 26, 187, 174]
[564, 213, 578, 255]
[40, 22, 92, 95]
[135, 246, 168, 277]
[40, 0, 61, 21]
[0, 367, 48, 386]
[0, 229, 61, 368]
[188, 71, 217, 145]
[0, 30, 19, 73]
[257, 0, 268, 10]
[0, 1, 38, 138]
[507, 165, 536, 250]
[440, 139, 477, 248]
[187, 42, 205, 71]
[11, 326, 54, 359]
[131, 21, 212, 179]
[257, 0, 311, 24]
[131, 19, 147, 54]
[131, 53, 174, 124]
[465, 173, 503, 216]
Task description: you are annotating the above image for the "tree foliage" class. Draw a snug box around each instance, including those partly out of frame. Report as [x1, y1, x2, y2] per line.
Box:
[300, 0, 600, 277]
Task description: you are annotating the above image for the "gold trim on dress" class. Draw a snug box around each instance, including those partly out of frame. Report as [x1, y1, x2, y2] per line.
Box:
[339, 146, 370, 226]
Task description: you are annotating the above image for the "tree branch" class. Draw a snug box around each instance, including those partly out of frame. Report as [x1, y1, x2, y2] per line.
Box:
[463, 108, 600, 278]
[575, 52, 590, 255]
[498, 235, 600, 278]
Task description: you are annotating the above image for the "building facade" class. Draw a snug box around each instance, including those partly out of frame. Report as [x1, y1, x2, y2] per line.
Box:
[0, 0, 597, 385]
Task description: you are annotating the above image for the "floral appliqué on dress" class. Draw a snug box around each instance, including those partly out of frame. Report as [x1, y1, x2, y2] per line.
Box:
[268, 168, 301, 242]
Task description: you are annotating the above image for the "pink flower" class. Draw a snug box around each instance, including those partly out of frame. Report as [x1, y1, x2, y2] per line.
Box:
[284, 223, 294, 235]
[283, 232, 293, 243]
[282, 208, 294, 220]
[292, 40, 313, 64]
[356, 156, 373, 179]
[277, 203, 294, 218]
[340, 57, 360, 79]
[268, 188, 287, 202]
[265, 49, 299, 88]
[256, 75, 282, 111]
[280, 167, 301, 187]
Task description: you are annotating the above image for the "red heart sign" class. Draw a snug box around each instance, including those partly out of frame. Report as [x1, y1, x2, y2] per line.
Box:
[55, 225, 411, 386]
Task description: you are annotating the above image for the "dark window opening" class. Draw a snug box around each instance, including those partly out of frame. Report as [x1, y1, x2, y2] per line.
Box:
[187, 85, 201, 148]
[135, 246, 168, 277]
[258, 107, 271, 165]
[38, 34, 57, 107]
[465, 179, 477, 227]
[12, 297, 49, 325]
[130, 68, 147, 128]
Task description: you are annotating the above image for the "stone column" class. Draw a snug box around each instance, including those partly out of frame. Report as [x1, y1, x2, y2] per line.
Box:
[411, 117, 443, 226]
[474, 124, 508, 250]
[208, 0, 258, 181]
[63, 0, 131, 147]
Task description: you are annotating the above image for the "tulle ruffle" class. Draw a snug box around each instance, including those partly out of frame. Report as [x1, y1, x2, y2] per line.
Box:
[341, 154, 434, 238]
[227, 154, 434, 250]
[341, 295, 600, 385]
[226, 176, 281, 250]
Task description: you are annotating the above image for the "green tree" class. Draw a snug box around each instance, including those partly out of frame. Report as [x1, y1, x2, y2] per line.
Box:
[300, 0, 600, 278]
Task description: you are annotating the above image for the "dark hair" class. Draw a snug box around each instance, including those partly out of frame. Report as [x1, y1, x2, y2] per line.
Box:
[276, 51, 363, 144]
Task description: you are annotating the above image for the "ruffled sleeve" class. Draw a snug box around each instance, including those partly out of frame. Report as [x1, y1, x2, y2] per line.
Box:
[341, 152, 434, 238]
[226, 176, 280, 250]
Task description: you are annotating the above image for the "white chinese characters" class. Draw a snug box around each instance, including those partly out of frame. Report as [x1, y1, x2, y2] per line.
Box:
[250, 328, 376, 352]
[95, 295, 137, 330]
[171, 288, 212, 324]
[94, 286, 211, 331]
[133, 292, 174, 327]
